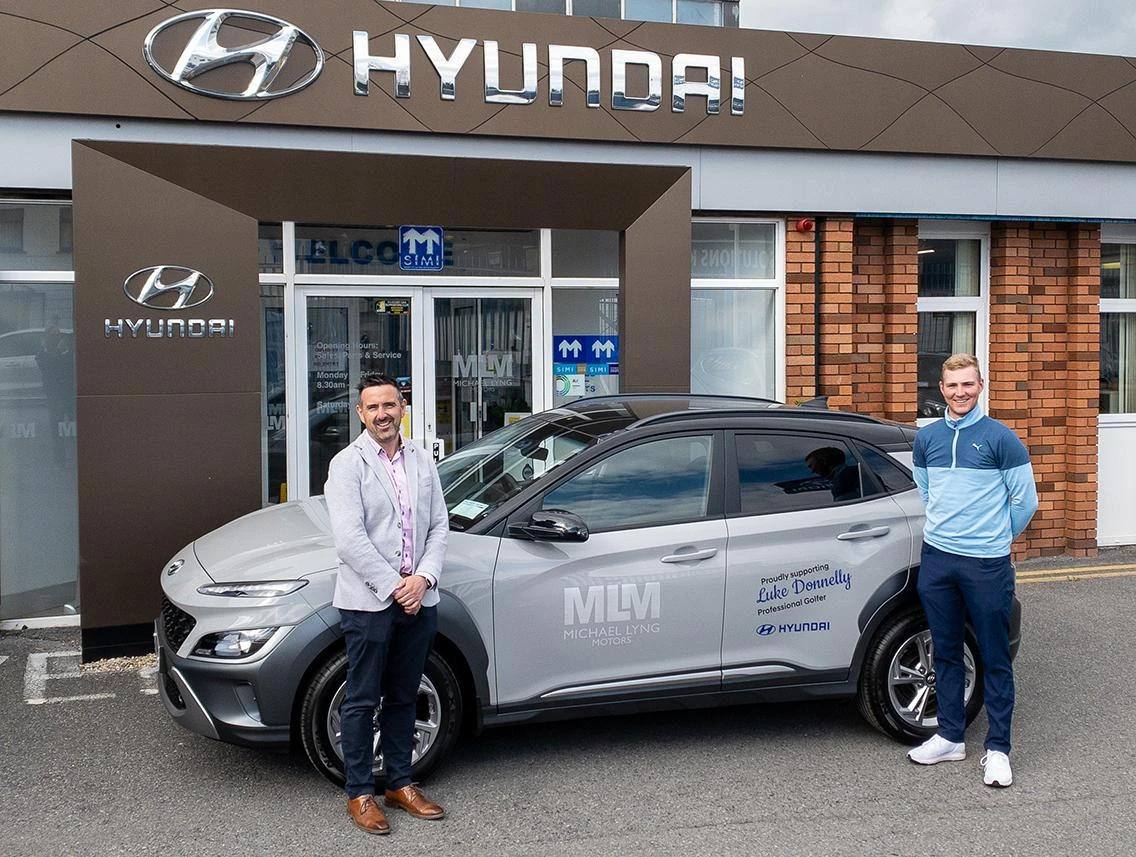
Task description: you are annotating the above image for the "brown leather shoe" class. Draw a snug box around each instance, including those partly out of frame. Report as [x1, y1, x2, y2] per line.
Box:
[383, 784, 445, 820]
[346, 794, 390, 834]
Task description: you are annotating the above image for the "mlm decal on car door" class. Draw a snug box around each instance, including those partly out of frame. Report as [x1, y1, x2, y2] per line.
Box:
[562, 582, 661, 647]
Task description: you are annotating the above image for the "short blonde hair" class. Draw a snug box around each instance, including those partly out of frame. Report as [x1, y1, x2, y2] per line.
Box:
[942, 353, 982, 379]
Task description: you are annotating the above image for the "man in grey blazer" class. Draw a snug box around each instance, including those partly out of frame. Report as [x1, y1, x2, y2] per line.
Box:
[324, 373, 449, 835]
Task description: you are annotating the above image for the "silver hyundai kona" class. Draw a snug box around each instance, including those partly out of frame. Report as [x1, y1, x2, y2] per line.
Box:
[155, 395, 1020, 786]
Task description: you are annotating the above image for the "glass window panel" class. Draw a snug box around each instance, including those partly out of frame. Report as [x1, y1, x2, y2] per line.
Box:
[462, 0, 511, 8]
[1101, 313, 1136, 413]
[541, 435, 713, 531]
[295, 225, 539, 277]
[691, 288, 775, 398]
[917, 311, 976, 417]
[677, 0, 722, 25]
[855, 443, 915, 495]
[552, 229, 619, 277]
[434, 296, 534, 454]
[918, 238, 981, 297]
[691, 222, 776, 279]
[258, 223, 283, 274]
[305, 296, 414, 495]
[0, 202, 73, 270]
[0, 281, 78, 619]
[571, 0, 621, 17]
[626, 0, 673, 22]
[262, 284, 285, 504]
[552, 287, 619, 405]
[735, 434, 859, 515]
[517, 0, 567, 10]
[1101, 243, 1136, 299]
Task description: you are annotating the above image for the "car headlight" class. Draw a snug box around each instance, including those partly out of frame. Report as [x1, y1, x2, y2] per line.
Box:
[192, 627, 278, 659]
[196, 580, 308, 598]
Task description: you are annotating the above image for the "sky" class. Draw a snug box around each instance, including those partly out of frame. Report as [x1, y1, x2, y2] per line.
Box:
[739, 0, 1136, 57]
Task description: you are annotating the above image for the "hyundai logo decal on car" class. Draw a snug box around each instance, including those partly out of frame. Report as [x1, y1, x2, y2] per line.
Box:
[123, 266, 214, 310]
[143, 9, 324, 101]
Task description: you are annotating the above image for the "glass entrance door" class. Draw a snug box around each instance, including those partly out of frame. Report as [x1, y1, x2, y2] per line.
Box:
[432, 296, 535, 454]
[284, 289, 542, 500]
[300, 295, 414, 497]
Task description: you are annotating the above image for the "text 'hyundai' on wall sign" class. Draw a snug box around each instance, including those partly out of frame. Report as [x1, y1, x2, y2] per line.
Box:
[399, 226, 444, 271]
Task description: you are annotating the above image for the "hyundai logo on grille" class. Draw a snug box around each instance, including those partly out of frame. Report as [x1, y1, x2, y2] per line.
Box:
[143, 9, 324, 100]
[123, 266, 215, 310]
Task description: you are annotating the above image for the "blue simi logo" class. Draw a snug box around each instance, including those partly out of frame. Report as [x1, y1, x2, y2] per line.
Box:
[399, 225, 444, 271]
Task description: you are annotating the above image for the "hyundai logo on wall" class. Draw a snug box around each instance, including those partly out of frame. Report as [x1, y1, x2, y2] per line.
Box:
[124, 266, 215, 310]
[143, 9, 324, 100]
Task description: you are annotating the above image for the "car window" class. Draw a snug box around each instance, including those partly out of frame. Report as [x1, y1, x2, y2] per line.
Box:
[855, 442, 916, 494]
[735, 433, 867, 515]
[540, 435, 713, 532]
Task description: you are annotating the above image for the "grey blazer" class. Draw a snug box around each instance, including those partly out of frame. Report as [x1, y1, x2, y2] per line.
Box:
[324, 433, 448, 612]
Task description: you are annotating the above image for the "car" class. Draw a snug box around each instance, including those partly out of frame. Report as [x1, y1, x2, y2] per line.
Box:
[155, 394, 1021, 786]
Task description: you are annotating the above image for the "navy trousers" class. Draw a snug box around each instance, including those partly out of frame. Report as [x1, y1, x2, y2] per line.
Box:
[339, 604, 437, 798]
[917, 542, 1016, 754]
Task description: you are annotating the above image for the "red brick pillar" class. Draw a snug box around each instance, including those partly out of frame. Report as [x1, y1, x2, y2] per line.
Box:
[990, 222, 1100, 559]
[817, 217, 855, 408]
[852, 219, 919, 420]
[785, 217, 817, 404]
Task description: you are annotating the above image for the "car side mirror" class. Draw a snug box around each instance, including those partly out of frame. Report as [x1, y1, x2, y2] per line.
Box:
[507, 509, 589, 542]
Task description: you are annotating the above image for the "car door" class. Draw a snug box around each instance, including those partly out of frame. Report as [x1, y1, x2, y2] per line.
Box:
[492, 431, 727, 708]
[720, 430, 916, 687]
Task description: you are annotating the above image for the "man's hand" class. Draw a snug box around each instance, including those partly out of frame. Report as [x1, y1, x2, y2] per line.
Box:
[394, 574, 429, 615]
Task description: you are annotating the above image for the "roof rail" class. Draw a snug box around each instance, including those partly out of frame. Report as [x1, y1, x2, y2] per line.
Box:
[633, 406, 884, 429]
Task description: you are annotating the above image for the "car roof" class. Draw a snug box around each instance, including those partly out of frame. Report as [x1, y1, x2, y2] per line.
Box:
[562, 394, 915, 450]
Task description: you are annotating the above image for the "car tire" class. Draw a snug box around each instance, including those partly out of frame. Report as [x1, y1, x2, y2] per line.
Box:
[299, 647, 463, 788]
[857, 607, 984, 743]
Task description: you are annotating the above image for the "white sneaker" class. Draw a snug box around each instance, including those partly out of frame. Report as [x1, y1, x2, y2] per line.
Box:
[907, 734, 966, 765]
[981, 750, 1013, 787]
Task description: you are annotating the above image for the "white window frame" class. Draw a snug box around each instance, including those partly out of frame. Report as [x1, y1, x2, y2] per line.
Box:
[690, 217, 786, 402]
[916, 220, 990, 425]
[1100, 223, 1136, 422]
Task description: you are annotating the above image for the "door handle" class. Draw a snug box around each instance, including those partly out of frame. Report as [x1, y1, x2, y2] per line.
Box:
[661, 547, 718, 563]
[836, 526, 891, 540]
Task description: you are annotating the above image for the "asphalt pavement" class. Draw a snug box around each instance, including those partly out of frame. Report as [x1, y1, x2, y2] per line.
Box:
[2, 550, 1135, 857]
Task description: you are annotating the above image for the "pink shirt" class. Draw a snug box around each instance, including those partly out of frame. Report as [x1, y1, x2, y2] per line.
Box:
[366, 433, 415, 577]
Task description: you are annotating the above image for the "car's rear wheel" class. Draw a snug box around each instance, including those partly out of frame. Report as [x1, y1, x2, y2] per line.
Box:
[857, 607, 984, 743]
[299, 648, 463, 787]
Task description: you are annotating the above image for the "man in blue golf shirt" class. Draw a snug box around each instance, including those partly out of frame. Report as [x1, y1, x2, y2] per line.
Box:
[906, 353, 1038, 788]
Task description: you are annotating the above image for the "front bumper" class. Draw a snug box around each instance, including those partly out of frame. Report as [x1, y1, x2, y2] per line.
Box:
[154, 606, 339, 748]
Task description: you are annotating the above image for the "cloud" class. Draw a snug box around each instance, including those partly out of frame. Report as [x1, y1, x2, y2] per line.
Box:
[739, 0, 1136, 57]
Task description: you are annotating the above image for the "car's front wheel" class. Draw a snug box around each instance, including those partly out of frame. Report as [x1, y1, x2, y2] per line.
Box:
[299, 648, 463, 787]
[857, 607, 984, 743]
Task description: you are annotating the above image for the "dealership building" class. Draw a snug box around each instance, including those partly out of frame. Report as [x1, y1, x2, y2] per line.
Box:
[1, 2, 1134, 658]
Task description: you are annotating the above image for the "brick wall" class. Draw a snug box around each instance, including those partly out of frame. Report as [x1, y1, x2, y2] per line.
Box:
[786, 216, 1100, 559]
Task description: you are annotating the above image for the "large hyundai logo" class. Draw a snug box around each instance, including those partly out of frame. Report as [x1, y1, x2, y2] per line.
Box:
[124, 266, 215, 310]
[143, 9, 323, 100]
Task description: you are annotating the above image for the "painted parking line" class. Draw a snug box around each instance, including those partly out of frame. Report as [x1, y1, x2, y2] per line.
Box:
[24, 651, 116, 704]
[1017, 563, 1136, 584]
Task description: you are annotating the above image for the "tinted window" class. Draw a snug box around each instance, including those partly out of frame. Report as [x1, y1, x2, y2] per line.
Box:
[856, 443, 916, 494]
[541, 435, 713, 531]
[735, 434, 863, 515]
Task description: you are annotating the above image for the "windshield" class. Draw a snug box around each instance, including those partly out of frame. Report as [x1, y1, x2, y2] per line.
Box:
[438, 407, 620, 530]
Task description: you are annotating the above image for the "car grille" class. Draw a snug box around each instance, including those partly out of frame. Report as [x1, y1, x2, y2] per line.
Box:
[161, 595, 197, 652]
